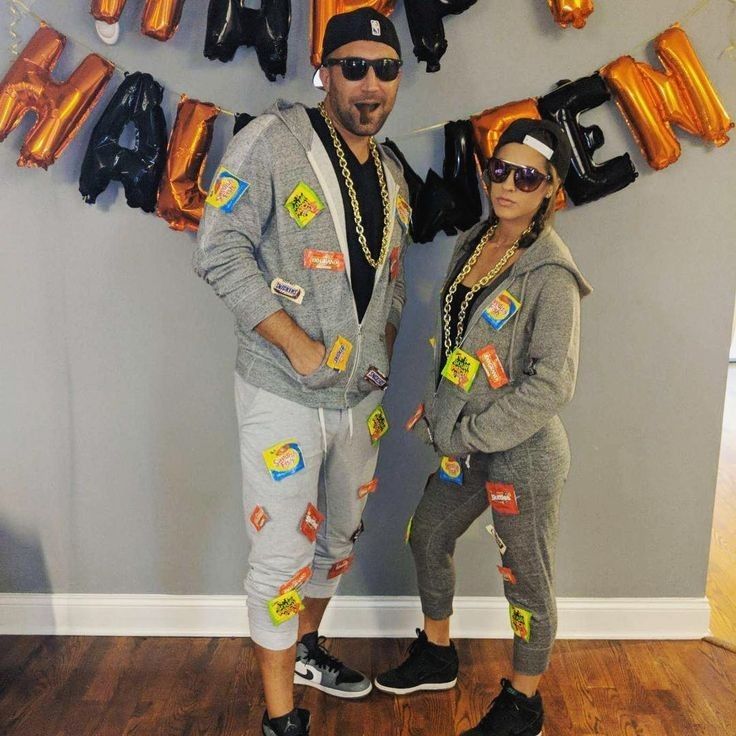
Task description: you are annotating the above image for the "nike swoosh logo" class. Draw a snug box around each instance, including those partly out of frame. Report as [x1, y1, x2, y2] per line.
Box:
[297, 668, 315, 681]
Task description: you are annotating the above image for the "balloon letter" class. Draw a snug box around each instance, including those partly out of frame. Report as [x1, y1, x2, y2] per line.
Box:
[204, 0, 292, 82]
[0, 25, 114, 169]
[91, 0, 186, 41]
[601, 25, 733, 170]
[141, 0, 186, 42]
[547, 0, 594, 30]
[311, 1, 397, 67]
[91, 0, 126, 23]
[157, 97, 219, 232]
[404, 0, 477, 73]
[538, 74, 638, 205]
[79, 72, 168, 212]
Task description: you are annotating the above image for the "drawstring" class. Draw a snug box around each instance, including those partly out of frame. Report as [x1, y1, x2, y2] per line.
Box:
[348, 407, 354, 439]
[507, 271, 530, 380]
[465, 455, 471, 469]
[318, 407, 328, 458]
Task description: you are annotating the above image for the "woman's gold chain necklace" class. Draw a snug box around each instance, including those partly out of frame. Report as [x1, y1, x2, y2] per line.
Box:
[318, 102, 392, 270]
[442, 221, 532, 359]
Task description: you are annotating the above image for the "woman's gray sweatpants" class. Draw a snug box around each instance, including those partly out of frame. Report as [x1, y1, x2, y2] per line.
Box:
[410, 418, 570, 676]
[235, 373, 382, 650]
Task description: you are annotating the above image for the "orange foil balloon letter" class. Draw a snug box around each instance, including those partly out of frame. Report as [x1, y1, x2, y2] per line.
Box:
[91, 0, 126, 23]
[547, 0, 594, 30]
[311, 0, 397, 67]
[471, 98, 567, 210]
[601, 25, 733, 170]
[0, 25, 114, 169]
[91, 0, 185, 41]
[157, 97, 219, 232]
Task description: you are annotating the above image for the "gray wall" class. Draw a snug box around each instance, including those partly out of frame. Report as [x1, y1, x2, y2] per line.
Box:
[1, 0, 735, 599]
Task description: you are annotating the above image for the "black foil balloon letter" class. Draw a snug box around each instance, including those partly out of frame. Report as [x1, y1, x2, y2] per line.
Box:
[385, 123, 482, 244]
[443, 119, 481, 224]
[204, 0, 291, 82]
[537, 73, 638, 205]
[233, 112, 255, 136]
[79, 71, 167, 212]
[382, 138, 424, 220]
[404, 0, 477, 72]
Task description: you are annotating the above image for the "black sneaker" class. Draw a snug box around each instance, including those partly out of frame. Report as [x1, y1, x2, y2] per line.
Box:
[374, 629, 459, 695]
[294, 631, 372, 698]
[261, 707, 310, 736]
[461, 679, 544, 735]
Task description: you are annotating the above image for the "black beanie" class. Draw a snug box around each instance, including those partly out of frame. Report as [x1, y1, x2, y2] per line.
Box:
[495, 118, 572, 181]
[321, 8, 401, 63]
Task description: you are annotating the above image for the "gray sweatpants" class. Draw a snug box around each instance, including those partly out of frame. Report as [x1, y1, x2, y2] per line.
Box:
[410, 418, 570, 675]
[234, 374, 382, 650]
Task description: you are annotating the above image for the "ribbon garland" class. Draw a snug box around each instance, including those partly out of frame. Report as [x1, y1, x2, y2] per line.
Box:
[4, 0, 735, 137]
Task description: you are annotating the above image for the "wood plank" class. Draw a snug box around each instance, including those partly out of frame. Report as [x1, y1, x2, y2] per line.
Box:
[1, 635, 735, 735]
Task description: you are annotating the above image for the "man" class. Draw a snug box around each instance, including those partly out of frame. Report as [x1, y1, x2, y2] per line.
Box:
[193, 9, 409, 736]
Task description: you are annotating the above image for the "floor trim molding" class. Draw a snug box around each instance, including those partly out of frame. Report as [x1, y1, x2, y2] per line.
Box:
[0, 594, 710, 639]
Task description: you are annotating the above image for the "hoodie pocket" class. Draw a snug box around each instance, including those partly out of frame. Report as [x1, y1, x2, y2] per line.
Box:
[429, 380, 470, 452]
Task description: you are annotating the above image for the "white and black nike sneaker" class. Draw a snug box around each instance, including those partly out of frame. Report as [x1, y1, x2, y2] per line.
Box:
[461, 679, 543, 736]
[374, 629, 459, 695]
[261, 707, 310, 736]
[294, 631, 372, 698]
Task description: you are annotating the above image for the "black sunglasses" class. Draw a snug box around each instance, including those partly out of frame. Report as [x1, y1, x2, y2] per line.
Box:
[484, 157, 552, 193]
[324, 57, 403, 82]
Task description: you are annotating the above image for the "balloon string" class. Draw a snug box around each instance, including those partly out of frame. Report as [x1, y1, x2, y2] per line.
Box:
[391, 0, 735, 141]
[4, 0, 732, 134]
[7, 0, 23, 56]
[4, 0, 237, 117]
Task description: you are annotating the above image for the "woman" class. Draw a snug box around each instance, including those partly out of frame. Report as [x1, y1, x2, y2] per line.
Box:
[375, 119, 592, 736]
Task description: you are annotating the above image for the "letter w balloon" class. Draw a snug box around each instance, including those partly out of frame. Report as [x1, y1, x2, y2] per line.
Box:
[0, 26, 113, 169]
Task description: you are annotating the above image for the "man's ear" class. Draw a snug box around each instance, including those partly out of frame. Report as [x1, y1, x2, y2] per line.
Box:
[319, 66, 330, 92]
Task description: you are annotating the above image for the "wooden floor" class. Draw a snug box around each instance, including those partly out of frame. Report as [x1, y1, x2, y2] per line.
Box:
[706, 364, 736, 644]
[1, 635, 735, 735]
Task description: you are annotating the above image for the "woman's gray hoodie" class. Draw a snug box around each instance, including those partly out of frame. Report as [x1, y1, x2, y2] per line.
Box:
[420, 221, 592, 457]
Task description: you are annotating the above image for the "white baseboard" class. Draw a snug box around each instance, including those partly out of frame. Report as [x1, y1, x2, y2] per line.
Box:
[0, 594, 710, 639]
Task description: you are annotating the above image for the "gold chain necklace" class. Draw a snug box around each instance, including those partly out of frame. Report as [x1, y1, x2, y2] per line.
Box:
[318, 102, 392, 270]
[442, 222, 532, 359]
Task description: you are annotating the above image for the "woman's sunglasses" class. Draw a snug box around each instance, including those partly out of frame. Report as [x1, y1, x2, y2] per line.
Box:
[324, 57, 403, 82]
[484, 157, 552, 193]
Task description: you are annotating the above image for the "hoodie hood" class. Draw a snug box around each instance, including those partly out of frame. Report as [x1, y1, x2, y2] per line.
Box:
[513, 226, 592, 298]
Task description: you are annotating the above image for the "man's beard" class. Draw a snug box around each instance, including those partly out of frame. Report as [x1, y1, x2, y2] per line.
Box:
[333, 97, 391, 137]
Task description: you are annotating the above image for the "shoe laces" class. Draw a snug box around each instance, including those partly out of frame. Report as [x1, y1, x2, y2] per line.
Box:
[396, 629, 431, 673]
[310, 636, 342, 674]
[477, 679, 519, 726]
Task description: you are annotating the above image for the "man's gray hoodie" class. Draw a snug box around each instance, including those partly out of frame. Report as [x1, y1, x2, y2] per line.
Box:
[193, 100, 410, 410]
[420, 221, 592, 457]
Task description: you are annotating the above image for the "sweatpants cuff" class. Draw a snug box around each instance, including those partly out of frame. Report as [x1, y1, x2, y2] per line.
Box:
[512, 639, 552, 676]
[246, 591, 301, 649]
[420, 600, 454, 621]
[303, 573, 341, 599]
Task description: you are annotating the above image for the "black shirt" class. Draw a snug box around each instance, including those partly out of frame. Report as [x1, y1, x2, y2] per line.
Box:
[307, 108, 384, 323]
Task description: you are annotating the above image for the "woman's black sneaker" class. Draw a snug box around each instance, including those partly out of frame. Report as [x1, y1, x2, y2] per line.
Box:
[261, 707, 310, 736]
[374, 629, 458, 695]
[461, 679, 543, 735]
